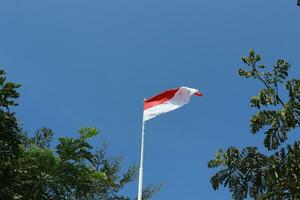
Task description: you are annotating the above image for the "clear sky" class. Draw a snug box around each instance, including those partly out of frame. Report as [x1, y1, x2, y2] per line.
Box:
[0, 0, 299, 199]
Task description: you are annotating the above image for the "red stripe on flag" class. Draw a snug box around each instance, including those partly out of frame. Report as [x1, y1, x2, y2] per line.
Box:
[144, 88, 179, 110]
[195, 92, 203, 96]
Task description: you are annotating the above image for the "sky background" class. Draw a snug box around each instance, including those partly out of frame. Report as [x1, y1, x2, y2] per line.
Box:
[0, 0, 299, 199]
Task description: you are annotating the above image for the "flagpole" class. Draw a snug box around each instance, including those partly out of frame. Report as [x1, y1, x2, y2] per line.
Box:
[137, 100, 146, 200]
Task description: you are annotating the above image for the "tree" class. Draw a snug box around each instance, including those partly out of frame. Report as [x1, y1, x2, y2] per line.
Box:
[208, 49, 300, 199]
[0, 69, 159, 200]
[0, 70, 22, 199]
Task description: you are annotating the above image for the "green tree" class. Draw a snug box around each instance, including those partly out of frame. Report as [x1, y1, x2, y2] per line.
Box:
[0, 70, 22, 198]
[0, 69, 159, 200]
[208, 49, 300, 199]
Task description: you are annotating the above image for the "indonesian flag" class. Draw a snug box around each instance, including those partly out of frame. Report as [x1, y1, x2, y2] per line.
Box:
[143, 87, 203, 121]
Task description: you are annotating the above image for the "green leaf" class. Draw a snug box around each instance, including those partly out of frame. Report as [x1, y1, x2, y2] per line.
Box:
[79, 127, 99, 140]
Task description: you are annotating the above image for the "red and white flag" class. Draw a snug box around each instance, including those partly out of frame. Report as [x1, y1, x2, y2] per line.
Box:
[143, 87, 203, 121]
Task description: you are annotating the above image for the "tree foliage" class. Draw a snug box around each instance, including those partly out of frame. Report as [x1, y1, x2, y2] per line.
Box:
[208, 50, 300, 200]
[0, 69, 159, 200]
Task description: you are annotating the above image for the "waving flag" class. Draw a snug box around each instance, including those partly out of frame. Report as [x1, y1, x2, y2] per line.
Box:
[143, 86, 202, 121]
[137, 86, 202, 200]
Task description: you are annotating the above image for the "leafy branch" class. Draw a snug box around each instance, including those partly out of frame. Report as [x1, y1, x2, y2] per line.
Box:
[238, 49, 300, 150]
[209, 49, 300, 199]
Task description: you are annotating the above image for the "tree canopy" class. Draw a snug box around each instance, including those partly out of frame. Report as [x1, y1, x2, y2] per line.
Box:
[208, 50, 300, 199]
[0, 69, 159, 200]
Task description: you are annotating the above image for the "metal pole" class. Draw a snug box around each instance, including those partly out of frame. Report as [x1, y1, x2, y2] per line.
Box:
[137, 102, 146, 200]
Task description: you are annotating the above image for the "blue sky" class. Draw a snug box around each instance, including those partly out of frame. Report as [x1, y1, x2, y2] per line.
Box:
[0, 0, 299, 199]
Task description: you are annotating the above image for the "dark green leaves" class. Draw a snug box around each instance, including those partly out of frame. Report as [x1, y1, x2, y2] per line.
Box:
[209, 143, 300, 199]
[0, 70, 20, 109]
[209, 147, 268, 199]
[209, 50, 300, 199]
[273, 60, 290, 83]
[0, 70, 22, 199]
[57, 136, 94, 163]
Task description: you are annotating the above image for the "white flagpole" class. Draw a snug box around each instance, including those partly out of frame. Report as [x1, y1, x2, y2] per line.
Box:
[137, 100, 146, 200]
